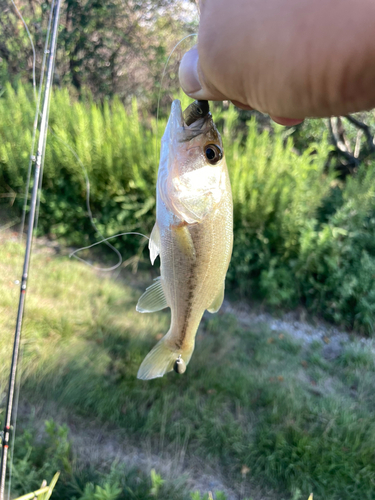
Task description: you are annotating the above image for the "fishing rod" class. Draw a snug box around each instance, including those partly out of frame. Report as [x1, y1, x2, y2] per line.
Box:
[0, 0, 62, 497]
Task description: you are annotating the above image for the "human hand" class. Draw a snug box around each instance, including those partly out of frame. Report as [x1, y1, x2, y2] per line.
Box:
[179, 0, 375, 125]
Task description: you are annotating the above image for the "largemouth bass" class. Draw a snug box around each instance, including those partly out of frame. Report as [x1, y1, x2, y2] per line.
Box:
[136, 99, 233, 380]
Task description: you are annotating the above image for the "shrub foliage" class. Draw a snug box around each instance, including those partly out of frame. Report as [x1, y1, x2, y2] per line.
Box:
[2, 84, 375, 332]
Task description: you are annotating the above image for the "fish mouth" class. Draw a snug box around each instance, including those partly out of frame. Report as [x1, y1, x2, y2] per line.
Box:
[170, 99, 211, 128]
[169, 99, 214, 143]
[170, 100, 185, 129]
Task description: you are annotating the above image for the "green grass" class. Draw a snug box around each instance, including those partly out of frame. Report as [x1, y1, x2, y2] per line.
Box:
[2, 238, 375, 499]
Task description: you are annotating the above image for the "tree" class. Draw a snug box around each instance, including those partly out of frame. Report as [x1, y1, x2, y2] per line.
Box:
[0, 0, 198, 104]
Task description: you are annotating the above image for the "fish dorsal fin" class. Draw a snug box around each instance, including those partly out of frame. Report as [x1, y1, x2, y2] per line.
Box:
[149, 223, 161, 265]
[174, 225, 196, 262]
[136, 277, 168, 313]
[207, 282, 225, 313]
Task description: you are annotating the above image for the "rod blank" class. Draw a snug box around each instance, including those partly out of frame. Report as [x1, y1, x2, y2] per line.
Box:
[0, 1, 62, 497]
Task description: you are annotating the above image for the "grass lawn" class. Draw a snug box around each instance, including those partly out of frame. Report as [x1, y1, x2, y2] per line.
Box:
[1, 236, 375, 499]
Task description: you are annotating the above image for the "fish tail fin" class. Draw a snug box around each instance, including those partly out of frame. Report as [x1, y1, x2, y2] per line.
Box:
[137, 335, 195, 381]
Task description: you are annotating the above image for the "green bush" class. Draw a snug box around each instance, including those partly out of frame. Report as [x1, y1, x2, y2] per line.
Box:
[0, 83, 159, 254]
[227, 113, 333, 305]
[10, 420, 72, 495]
[296, 166, 375, 331]
[2, 83, 375, 332]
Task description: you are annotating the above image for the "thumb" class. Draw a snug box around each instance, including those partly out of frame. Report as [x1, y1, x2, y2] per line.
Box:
[179, 46, 227, 101]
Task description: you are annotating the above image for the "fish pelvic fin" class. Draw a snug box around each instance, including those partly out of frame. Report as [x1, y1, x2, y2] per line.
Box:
[137, 336, 195, 381]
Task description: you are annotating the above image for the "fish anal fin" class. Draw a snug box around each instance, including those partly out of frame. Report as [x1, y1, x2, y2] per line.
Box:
[149, 223, 161, 265]
[173, 224, 196, 262]
[207, 282, 225, 313]
[137, 336, 195, 380]
[136, 277, 168, 313]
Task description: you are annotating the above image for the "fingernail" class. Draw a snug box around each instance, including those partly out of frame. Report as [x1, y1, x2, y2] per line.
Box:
[231, 100, 254, 111]
[179, 46, 202, 95]
[271, 116, 304, 126]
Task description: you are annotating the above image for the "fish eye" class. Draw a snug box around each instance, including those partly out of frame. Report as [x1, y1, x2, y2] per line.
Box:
[205, 144, 222, 165]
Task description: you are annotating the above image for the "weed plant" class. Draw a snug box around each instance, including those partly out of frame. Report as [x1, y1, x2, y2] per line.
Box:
[10, 420, 197, 500]
[2, 84, 375, 330]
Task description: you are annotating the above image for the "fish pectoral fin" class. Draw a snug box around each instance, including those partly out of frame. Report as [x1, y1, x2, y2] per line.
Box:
[149, 223, 161, 265]
[136, 277, 168, 313]
[174, 224, 196, 262]
[207, 282, 225, 313]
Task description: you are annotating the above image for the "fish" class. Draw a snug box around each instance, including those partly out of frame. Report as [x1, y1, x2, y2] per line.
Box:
[136, 99, 233, 380]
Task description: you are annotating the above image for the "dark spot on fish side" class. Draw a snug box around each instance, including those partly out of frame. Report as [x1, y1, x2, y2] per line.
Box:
[174, 231, 200, 351]
[175, 282, 194, 350]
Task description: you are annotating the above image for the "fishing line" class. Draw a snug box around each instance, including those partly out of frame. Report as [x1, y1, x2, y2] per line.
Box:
[43, 24, 198, 273]
[70, 35, 197, 273]
[1, 4, 197, 495]
[153, 27, 198, 319]
[9, 0, 36, 102]
[155, 33, 197, 160]
[155, 0, 200, 134]
[49, 132, 126, 272]
[69, 232, 149, 272]
[32, 73, 125, 271]
[11, 0, 125, 272]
